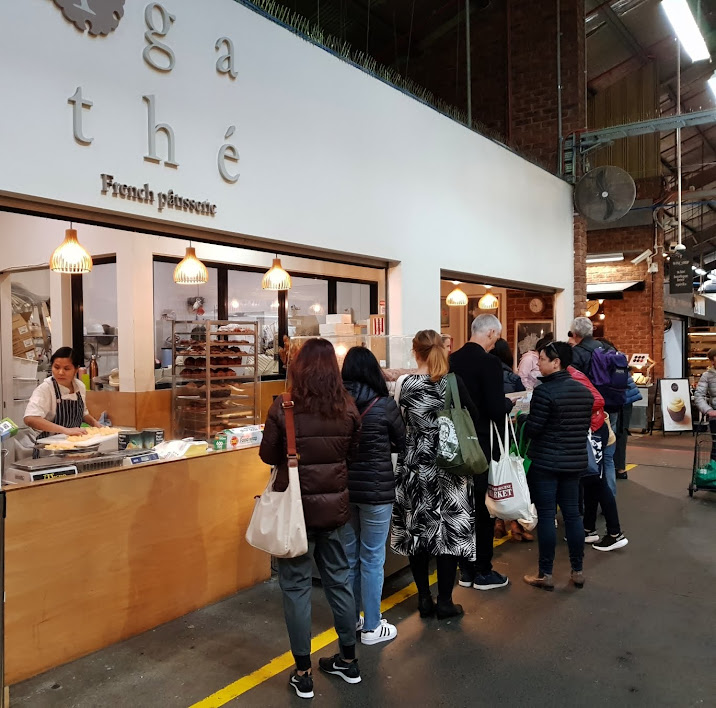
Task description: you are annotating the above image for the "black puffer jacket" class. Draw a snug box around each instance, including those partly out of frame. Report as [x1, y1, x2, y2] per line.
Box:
[344, 381, 406, 504]
[501, 363, 526, 394]
[525, 369, 594, 474]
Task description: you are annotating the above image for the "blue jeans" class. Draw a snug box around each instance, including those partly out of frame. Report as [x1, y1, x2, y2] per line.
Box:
[341, 502, 392, 632]
[603, 411, 619, 497]
[529, 467, 584, 575]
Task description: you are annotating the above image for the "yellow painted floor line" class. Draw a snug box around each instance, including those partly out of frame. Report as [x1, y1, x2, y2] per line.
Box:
[189, 536, 511, 707]
[626, 463, 638, 471]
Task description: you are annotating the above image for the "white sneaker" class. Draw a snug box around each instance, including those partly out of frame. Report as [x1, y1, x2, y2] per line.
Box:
[361, 620, 397, 645]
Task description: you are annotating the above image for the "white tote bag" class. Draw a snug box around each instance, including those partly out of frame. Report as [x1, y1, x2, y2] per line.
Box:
[485, 417, 537, 530]
[246, 394, 308, 558]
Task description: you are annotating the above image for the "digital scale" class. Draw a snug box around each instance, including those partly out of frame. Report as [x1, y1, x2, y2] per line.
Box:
[6, 458, 79, 483]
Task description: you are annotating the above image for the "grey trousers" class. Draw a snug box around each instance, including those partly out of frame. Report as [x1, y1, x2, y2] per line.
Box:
[277, 527, 357, 664]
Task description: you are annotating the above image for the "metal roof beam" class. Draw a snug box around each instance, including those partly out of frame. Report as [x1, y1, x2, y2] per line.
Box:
[576, 108, 716, 149]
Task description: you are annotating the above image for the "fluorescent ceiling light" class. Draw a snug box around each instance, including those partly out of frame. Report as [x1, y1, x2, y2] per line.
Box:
[695, 267, 707, 275]
[586, 252, 624, 263]
[662, 0, 711, 63]
[709, 72, 716, 98]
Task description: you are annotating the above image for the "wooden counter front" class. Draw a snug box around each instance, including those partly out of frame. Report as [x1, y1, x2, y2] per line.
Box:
[3, 448, 272, 684]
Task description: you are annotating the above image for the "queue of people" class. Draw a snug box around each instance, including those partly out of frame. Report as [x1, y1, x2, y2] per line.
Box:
[257, 315, 633, 699]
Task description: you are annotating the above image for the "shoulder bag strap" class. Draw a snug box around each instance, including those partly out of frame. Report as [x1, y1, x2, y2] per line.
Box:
[360, 397, 380, 419]
[446, 372, 461, 410]
[490, 420, 506, 459]
[281, 392, 298, 468]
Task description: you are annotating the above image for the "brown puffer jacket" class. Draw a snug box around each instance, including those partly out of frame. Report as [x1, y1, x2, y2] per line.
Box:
[259, 395, 361, 530]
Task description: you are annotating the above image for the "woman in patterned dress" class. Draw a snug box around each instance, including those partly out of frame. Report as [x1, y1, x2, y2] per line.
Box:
[391, 330, 476, 619]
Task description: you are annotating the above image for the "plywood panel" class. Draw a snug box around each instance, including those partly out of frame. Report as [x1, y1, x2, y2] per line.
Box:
[4, 449, 271, 684]
[136, 390, 172, 432]
[85, 390, 137, 427]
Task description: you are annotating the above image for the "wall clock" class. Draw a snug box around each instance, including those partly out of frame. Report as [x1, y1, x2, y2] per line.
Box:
[529, 297, 545, 314]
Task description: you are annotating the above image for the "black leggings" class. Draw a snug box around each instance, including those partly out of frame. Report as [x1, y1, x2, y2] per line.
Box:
[408, 552, 458, 602]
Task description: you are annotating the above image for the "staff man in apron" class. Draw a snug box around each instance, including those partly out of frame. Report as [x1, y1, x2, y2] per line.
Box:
[24, 347, 101, 457]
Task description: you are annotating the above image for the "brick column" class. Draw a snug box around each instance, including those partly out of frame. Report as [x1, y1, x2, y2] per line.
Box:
[574, 215, 588, 318]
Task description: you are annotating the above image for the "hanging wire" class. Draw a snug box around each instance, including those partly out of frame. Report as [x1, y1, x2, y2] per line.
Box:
[405, 0, 416, 78]
[366, 0, 370, 54]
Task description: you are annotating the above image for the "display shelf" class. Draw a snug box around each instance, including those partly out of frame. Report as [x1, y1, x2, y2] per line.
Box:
[688, 326, 716, 385]
[171, 320, 259, 438]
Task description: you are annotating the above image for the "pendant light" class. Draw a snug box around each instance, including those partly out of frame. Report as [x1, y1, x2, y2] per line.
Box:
[174, 244, 208, 285]
[50, 226, 93, 274]
[262, 256, 292, 290]
[446, 281, 468, 306]
[478, 285, 499, 310]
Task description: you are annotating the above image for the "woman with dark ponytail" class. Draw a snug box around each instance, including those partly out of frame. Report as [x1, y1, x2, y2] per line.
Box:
[391, 330, 476, 620]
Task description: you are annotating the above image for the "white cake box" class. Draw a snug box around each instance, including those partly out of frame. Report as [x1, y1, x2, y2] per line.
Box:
[325, 314, 352, 325]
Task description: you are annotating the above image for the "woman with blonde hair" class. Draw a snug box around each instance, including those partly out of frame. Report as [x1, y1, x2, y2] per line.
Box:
[391, 330, 476, 619]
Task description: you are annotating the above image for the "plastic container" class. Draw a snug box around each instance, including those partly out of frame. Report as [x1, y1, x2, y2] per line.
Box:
[13, 378, 37, 400]
[13, 357, 38, 379]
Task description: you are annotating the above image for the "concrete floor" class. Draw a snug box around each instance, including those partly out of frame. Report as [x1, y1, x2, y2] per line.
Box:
[11, 433, 716, 707]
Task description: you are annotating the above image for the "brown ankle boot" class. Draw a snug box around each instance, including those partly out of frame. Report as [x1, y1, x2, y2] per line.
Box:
[523, 572, 554, 591]
[494, 519, 507, 539]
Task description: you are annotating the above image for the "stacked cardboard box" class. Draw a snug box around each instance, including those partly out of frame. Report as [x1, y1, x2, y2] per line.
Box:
[319, 313, 354, 336]
[12, 315, 35, 359]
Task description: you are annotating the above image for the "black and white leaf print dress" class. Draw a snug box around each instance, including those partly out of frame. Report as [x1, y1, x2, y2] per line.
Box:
[391, 375, 476, 559]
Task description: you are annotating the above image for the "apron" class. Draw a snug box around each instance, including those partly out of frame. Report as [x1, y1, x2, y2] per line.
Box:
[33, 378, 85, 459]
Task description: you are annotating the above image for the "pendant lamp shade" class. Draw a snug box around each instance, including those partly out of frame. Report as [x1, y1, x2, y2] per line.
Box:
[174, 247, 208, 285]
[50, 229, 93, 274]
[262, 258, 292, 290]
[446, 286, 468, 306]
[478, 287, 499, 310]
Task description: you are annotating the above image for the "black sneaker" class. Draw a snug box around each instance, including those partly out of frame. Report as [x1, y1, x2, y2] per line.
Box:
[458, 568, 475, 588]
[616, 471, 628, 480]
[592, 533, 628, 551]
[473, 570, 509, 590]
[289, 670, 314, 699]
[318, 654, 361, 684]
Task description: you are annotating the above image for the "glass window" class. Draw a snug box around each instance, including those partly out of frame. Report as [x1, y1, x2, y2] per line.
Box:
[288, 277, 329, 336]
[10, 269, 51, 370]
[227, 269, 281, 375]
[83, 262, 118, 378]
[153, 259, 219, 361]
[336, 282, 371, 323]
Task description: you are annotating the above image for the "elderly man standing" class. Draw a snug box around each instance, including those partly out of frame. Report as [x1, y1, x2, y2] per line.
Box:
[570, 317, 622, 496]
[449, 313, 512, 591]
[570, 316, 604, 377]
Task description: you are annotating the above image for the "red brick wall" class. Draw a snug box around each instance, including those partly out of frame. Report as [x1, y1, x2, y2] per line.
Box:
[587, 226, 664, 377]
[509, 0, 586, 170]
[505, 289, 555, 361]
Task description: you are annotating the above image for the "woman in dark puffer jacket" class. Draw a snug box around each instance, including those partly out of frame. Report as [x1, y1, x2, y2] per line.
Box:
[260, 338, 362, 697]
[523, 341, 594, 591]
[342, 347, 406, 646]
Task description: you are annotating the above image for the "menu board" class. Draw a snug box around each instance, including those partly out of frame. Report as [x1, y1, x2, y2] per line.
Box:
[669, 254, 693, 294]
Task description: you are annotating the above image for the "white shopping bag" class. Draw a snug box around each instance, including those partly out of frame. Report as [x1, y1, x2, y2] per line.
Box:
[485, 417, 537, 530]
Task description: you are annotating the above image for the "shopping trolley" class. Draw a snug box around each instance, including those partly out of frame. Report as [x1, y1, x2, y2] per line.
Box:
[690, 418, 716, 497]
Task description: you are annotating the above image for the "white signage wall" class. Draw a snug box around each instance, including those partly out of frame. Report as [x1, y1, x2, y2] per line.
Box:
[0, 0, 574, 336]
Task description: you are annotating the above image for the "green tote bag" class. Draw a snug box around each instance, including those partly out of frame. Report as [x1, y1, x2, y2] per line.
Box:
[436, 373, 489, 476]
